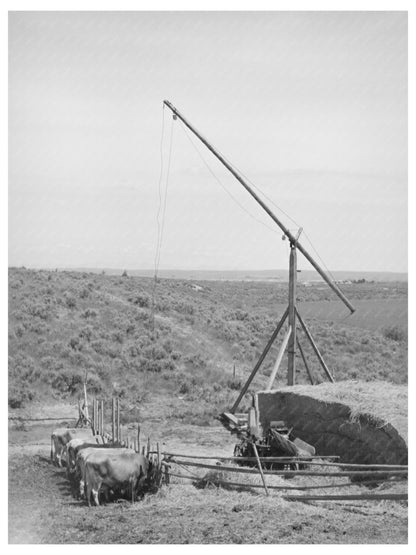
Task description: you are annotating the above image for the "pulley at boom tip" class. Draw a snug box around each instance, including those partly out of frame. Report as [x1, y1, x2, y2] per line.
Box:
[162, 99, 355, 315]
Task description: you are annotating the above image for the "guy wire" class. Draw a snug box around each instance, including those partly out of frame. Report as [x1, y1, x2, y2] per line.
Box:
[151, 104, 166, 333]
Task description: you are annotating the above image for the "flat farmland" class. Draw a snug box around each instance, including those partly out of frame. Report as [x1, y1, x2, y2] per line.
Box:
[293, 299, 407, 331]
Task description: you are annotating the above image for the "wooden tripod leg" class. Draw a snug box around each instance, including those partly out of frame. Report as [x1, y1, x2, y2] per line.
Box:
[295, 309, 334, 383]
[230, 307, 289, 414]
[266, 325, 292, 391]
[252, 442, 269, 497]
[296, 335, 314, 385]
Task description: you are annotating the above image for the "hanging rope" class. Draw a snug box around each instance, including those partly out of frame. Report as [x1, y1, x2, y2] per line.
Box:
[155, 118, 174, 274]
[151, 105, 174, 332]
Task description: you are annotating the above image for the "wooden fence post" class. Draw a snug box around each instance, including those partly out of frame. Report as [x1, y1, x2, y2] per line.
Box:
[100, 399, 104, 437]
[116, 398, 120, 443]
[163, 452, 170, 485]
[112, 398, 115, 444]
[94, 398, 98, 435]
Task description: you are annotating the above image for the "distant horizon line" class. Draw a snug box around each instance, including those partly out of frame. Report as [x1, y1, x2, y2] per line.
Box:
[8, 265, 408, 277]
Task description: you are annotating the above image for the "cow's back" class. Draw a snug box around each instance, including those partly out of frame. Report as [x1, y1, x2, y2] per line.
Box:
[89, 451, 148, 483]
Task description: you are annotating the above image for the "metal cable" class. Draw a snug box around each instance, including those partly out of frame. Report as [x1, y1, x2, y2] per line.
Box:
[178, 121, 280, 237]
[155, 117, 174, 273]
[151, 106, 166, 330]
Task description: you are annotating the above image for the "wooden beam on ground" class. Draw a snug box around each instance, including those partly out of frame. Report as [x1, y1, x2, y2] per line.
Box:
[284, 493, 408, 502]
[166, 472, 406, 491]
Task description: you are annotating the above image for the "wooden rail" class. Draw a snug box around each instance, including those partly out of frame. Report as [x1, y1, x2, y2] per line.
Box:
[283, 493, 408, 502]
[159, 452, 407, 470]
[9, 416, 76, 421]
[167, 459, 408, 478]
[167, 471, 406, 491]
[158, 452, 340, 462]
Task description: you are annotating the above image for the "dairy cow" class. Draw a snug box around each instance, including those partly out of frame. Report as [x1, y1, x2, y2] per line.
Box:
[76, 447, 136, 500]
[65, 436, 106, 478]
[84, 450, 149, 506]
[50, 428, 94, 467]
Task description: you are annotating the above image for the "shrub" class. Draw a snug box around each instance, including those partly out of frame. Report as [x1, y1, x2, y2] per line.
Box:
[112, 331, 124, 344]
[185, 353, 206, 369]
[9, 383, 34, 408]
[79, 326, 94, 342]
[226, 379, 242, 390]
[64, 293, 77, 309]
[79, 287, 90, 299]
[82, 309, 97, 319]
[383, 326, 406, 342]
[179, 382, 190, 394]
[171, 350, 181, 361]
[69, 337, 82, 351]
[129, 294, 150, 308]
[25, 302, 50, 320]
[49, 367, 85, 395]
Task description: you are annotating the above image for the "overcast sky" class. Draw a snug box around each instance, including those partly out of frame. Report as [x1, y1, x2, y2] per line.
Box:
[9, 11, 407, 272]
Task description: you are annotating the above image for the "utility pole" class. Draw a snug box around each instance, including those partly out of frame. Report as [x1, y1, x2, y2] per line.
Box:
[287, 242, 297, 385]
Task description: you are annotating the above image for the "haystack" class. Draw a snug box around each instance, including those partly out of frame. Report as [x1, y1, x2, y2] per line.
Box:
[256, 381, 407, 465]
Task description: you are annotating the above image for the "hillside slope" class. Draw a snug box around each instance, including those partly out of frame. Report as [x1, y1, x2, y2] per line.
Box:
[8, 268, 407, 421]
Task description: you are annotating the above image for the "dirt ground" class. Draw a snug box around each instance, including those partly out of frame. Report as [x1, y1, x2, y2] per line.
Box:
[8, 416, 408, 544]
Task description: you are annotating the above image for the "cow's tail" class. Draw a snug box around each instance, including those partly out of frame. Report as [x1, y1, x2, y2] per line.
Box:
[50, 435, 55, 464]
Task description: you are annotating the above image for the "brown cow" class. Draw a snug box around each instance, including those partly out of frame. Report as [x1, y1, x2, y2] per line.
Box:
[85, 450, 149, 506]
[50, 428, 94, 467]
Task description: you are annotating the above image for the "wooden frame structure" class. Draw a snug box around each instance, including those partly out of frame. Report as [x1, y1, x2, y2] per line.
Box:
[163, 100, 356, 413]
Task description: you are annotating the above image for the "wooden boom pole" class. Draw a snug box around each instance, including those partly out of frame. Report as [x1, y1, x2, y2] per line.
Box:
[163, 100, 355, 315]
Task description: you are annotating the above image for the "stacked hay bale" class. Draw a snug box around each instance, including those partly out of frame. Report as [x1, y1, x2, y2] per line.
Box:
[255, 381, 407, 465]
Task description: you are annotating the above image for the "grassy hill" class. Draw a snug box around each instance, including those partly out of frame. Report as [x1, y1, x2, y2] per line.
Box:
[8, 268, 407, 422]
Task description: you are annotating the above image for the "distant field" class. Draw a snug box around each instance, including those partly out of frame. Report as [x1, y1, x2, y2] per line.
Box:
[293, 299, 408, 331]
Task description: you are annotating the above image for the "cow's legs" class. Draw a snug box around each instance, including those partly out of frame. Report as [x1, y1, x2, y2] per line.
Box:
[86, 473, 93, 507]
[92, 489, 100, 506]
[79, 478, 85, 499]
[91, 480, 101, 507]
[130, 477, 137, 503]
[86, 464, 101, 507]
[60, 446, 68, 467]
